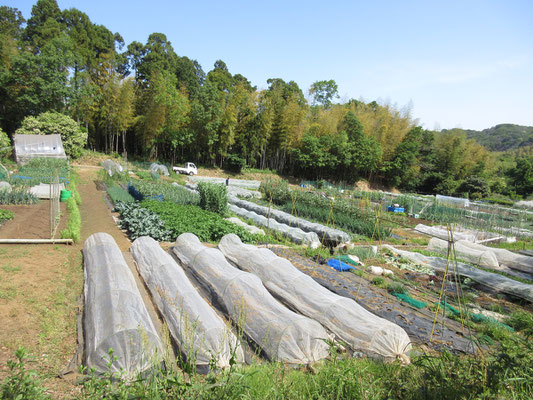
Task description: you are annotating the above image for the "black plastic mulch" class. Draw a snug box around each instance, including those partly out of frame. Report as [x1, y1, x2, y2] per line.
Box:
[272, 247, 477, 354]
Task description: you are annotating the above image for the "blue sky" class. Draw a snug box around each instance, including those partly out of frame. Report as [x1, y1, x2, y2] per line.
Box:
[5, 0, 533, 130]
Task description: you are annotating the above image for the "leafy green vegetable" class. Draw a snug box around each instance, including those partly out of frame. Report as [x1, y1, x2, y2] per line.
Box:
[115, 202, 172, 241]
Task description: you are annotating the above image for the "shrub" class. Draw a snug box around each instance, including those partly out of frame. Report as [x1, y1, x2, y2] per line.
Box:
[224, 154, 246, 173]
[260, 178, 290, 205]
[0, 128, 12, 159]
[15, 112, 87, 159]
[197, 182, 228, 215]
[0, 348, 50, 400]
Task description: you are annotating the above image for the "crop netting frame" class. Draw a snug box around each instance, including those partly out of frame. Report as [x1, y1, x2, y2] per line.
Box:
[50, 168, 60, 239]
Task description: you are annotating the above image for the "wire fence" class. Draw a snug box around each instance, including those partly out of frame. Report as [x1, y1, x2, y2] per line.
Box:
[50, 169, 60, 239]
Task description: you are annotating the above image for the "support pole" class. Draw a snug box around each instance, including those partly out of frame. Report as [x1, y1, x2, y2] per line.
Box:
[0, 239, 74, 245]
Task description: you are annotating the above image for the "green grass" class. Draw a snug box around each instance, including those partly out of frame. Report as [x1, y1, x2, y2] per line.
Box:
[60, 176, 81, 242]
[106, 185, 134, 204]
[0, 208, 14, 223]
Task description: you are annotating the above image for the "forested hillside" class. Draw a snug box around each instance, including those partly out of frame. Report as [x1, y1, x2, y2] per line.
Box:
[0, 0, 532, 198]
[442, 124, 533, 152]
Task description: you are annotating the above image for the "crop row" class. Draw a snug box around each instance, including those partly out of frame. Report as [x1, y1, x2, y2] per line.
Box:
[129, 180, 199, 205]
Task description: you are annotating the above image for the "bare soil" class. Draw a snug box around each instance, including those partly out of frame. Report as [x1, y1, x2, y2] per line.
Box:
[0, 167, 133, 399]
[0, 201, 67, 239]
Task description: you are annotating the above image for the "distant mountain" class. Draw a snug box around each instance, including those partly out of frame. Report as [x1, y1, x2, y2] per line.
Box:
[441, 124, 533, 152]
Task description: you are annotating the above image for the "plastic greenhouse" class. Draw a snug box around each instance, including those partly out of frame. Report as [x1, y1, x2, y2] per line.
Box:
[14, 134, 67, 164]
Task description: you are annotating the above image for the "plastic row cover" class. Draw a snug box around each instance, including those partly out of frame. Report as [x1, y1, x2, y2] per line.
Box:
[435, 194, 470, 208]
[101, 159, 124, 177]
[229, 204, 320, 247]
[229, 196, 351, 244]
[382, 245, 533, 302]
[14, 134, 67, 164]
[428, 238, 500, 269]
[415, 224, 514, 244]
[226, 217, 265, 235]
[455, 240, 533, 274]
[173, 233, 330, 364]
[29, 183, 65, 199]
[150, 163, 170, 176]
[83, 233, 163, 379]
[189, 176, 260, 189]
[131, 236, 244, 370]
[219, 234, 412, 362]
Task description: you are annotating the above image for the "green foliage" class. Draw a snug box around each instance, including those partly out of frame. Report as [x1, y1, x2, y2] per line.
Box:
[197, 182, 228, 215]
[130, 179, 199, 205]
[309, 79, 339, 108]
[0, 208, 14, 223]
[135, 170, 151, 180]
[13, 157, 70, 186]
[60, 197, 81, 242]
[0, 187, 39, 205]
[107, 185, 134, 204]
[442, 124, 533, 152]
[15, 112, 88, 158]
[457, 175, 490, 199]
[114, 201, 172, 241]
[0, 128, 12, 159]
[506, 310, 533, 338]
[259, 178, 290, 205]
[387, 282, 407, 294]
[0, 348, 51, 400]
[224, 153, 246, 173]
[510, 156, 533, 197]
[371, 276, 387, 288]
[142, 200, 256, 243]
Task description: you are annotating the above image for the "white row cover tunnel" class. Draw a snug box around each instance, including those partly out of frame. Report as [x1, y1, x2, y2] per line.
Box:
[83, 233, 163, 379]
[219, 234, 412, 362]
[173, 233, 330, 364]
[131, 236, 244, 370]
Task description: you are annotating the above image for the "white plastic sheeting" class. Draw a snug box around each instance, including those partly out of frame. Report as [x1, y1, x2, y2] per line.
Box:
[29, 182, 65, 199]
[130, 236, 244, 370]
[383, 245, 533, 302]
[427, 238, 500, 269]
[189, 176, 261, 189]
[228, 196, 351, 244]
[454, 241, 533, 274]
[229, 203, 320, 247]
[83, 233, 163, 379]
[14, 134, 67, 164]
[226, 217, 265, 235]
[435, 194, 470, 208]
[219, 234, 412, 362]
[150, 163, 170, 176]
[101, 159, 124, 176]
[415, 224, 513, 244]
[173, 233, 330, 364]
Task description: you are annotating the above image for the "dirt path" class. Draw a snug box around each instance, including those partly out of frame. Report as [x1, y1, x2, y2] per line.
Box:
[0, 167, 164, 399]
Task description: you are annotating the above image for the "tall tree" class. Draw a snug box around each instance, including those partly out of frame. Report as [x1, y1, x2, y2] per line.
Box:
[309, 79, 339, 109]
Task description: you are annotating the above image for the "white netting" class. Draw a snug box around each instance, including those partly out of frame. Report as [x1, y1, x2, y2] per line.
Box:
[130, 236, 244, 370]
[0, 181, 11, 192]
[383, 245, 533, 302]
[229, 196, 351, 244]
[415, 224, 514, 244]
[219, 234, 412, 362]
[101, 159, 124, 177]
[83, 233, 163, 379]
[226, 217, 265, 235]
[229, 204, 320, 247]
[149, 163, 170, 176]
[29, 182, 65, 199]
[454, 241, 533, 274]
[172, 233, 330, 364]
[435, 194, 470, 208]
[427, 238, 500, 269]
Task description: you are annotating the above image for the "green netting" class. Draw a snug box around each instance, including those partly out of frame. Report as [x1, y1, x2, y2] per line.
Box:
[339, 255, 359, 266]
[438, 300, 514, 331]
[391, 293, 428, 309]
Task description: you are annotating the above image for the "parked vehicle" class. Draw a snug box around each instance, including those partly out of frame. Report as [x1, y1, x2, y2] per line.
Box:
[173, 162, 197, 175]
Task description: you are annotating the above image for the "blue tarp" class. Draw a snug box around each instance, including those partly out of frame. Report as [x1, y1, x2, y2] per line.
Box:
[327, 258, 356, 272]
[387, 206, 405, 213]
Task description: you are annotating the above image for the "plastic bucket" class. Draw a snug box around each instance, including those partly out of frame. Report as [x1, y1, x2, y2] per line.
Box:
[60, 189, 71, 202]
